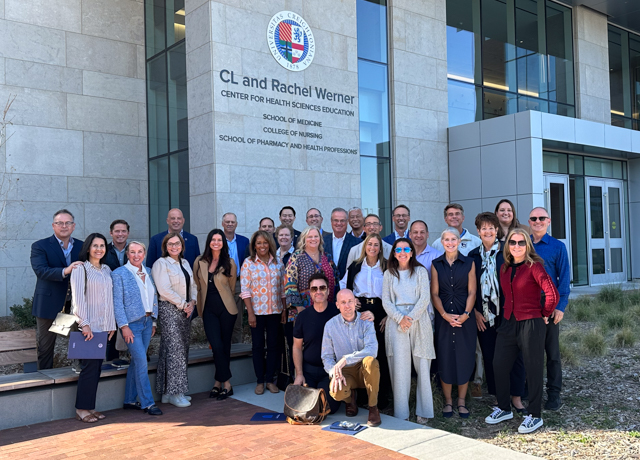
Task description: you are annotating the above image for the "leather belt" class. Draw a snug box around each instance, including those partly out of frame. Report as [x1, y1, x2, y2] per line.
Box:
[145, 312, 152, 316]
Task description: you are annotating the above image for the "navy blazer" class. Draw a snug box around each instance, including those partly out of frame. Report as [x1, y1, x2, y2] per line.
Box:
[232, 233, 250, 272]
[104, 242, 128, 272]
[146, 230, 201, 269]
[30, 235, 84, 320]
[323, 232, 361, 279]
[382, 231, 410, 246]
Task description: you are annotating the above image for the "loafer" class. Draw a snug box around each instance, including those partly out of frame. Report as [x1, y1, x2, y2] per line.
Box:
[345, 389, 358, 417]
[266, 382, 279, 394]
[210, 387, 221, 398]
[470, 382, 483, 399]
[217, 387, 233, 401]
[255, 384, 265, 395]
[123, 402, 142, 410]
[144, 405, 163, 416]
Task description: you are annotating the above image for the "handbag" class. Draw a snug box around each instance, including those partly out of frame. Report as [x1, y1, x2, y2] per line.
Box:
[49, 264, 85, 336]
[276, 326, 294, 391]
[283, 384, 330, 425]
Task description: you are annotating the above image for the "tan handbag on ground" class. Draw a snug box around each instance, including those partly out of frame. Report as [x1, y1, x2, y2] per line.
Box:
[283, 384, 330, 425]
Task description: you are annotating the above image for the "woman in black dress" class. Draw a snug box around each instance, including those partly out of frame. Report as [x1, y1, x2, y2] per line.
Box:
[431, 227, 477, 418]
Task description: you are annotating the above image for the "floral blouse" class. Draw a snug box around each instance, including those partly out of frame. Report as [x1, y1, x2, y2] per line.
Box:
[240, 256, 285, 315]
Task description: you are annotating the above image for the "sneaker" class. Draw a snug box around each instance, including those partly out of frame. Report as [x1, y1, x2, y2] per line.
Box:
[161, 394, 169, 404]
[518, 415, 543, 433]
[544, 394, 563, 411]
[168, 394, 191, 408]
[470, 382, 483, 399]
[485, 407, 514, 424]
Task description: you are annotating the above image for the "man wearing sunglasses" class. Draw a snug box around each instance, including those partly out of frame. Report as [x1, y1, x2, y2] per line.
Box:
[528, 207, 570, 412]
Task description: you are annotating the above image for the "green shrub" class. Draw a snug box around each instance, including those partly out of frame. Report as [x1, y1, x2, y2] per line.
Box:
[582, 329, 606, 356]
[600, 310, 634, 331]
[614, 328, 637, 348]
[559, 340, 580, 367]
[569, 297, 597, 322]
[597, 285, 624, 304]
[9, 298, 36, 329]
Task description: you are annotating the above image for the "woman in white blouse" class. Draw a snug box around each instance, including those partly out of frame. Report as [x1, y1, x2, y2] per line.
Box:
[112, 241, 162, 416]
[151, 233, 197, 408]
[382, 238, 435, 424]
[71, 233, 117, 423]
[342, 233, 391, 409]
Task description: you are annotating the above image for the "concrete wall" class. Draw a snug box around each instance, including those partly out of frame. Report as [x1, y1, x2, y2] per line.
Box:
[573, 6, 611, 124]
[185, 1, 361, 242]
[390, 0, 450, 237]
[0, 0, 148, 315]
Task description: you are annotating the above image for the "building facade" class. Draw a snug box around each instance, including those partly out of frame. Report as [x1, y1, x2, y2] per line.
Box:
[0, 0, 639, 315]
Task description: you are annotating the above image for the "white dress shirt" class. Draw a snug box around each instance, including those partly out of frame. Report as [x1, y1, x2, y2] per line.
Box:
[124, 261, 155, 314]
[339, 259, 384, 298]
[332, 233, 345, 261]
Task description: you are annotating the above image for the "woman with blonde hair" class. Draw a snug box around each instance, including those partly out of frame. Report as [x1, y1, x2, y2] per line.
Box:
[485, 228, 559, 434]
[284, 226, 339, 322]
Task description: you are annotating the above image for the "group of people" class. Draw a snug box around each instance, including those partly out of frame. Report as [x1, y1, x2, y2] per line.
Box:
[30, 200, 569, 434]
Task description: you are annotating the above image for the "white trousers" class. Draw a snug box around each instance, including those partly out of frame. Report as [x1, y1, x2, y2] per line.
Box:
[386, 323, 434, 420]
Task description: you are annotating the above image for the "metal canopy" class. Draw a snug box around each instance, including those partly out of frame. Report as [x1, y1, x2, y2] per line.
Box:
[555, 0, 640, 34]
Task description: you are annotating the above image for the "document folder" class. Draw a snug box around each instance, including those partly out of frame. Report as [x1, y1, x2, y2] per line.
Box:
[67, 331, 108, 360]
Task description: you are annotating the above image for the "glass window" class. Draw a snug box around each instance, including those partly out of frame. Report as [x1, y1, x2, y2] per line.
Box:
[482, 0, 517, 93]
[358, 60, 390, 157]
[168, 42, 188, 152]
[147, 54, 168, 158]
[568, 155, 583, 175]
[515, 0, 547, 100]
[448, 80, 481, 126]
[589, 186, 604, 239]
[360, 156, 392, 231]
[483, 89, 517, 119]
[549, 183, 566, 239]
[542, 151, 567, 173]
[170, 151, 191, 229]
[546, 1, 574, 105]
[167, 0, 185, 47]
[145, 0, 166, 58]
[149, 157, 170, 236]
[584, 157, 623, 179]
[570, 176, 588, 285]
[608, 186, 622, 239]
[357, 0, 387, 63]
[446, 0, 481, 85]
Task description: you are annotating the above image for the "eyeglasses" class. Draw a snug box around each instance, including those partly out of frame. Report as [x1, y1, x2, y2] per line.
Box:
[393, 214, 409, 218]
[53, 221, 74, 227]
[394, 247, 412, 253]
[307, 214, 321, 219]
[529, 216, 548, 222]
[167, 242, 182, 247]
[364, 222, 381, 227]
[310, 285, 328, 292]
[508, 240, 527, 247]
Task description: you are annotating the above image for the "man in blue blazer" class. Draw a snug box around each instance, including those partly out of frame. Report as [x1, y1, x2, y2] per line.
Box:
[222, 212, 250, 343]
[383, 204, 411, 245]
[30, 209, 84, 370]
[323, 208, 361, 279]
[146, 208, 200, 269]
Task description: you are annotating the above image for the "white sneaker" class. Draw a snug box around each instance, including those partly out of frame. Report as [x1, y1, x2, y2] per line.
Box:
[518, 415, 543, 433]
[184, 395, 192, 401]
[168, 394, 191, 408]
[161, 394, 191, 403]
[485, 407, 514, 424]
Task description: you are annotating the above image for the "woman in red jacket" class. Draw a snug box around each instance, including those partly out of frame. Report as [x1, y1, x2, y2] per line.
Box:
[484, 228, 558, 434]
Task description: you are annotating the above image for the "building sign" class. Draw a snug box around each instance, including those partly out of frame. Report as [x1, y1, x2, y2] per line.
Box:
[267, 11, 315, 71]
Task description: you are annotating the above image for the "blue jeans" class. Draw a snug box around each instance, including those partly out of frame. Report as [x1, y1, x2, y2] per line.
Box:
[124, 315, 154, 409]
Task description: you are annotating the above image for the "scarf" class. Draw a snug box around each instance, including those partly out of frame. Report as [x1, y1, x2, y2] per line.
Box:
[480, 240, 500, 326]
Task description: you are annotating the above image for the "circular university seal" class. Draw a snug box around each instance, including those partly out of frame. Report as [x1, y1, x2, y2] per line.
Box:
[267, 11, 315, 71]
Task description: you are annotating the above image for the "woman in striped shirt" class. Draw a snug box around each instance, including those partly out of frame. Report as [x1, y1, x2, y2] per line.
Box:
[71, 233, 117, 423]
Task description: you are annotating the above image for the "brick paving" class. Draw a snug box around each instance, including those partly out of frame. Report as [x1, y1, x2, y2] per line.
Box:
[0, 393, 412, 459]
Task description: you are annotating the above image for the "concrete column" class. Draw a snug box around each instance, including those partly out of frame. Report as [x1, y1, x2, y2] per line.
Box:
[573, 6, 611, 124]
[389, 0, 450, 236]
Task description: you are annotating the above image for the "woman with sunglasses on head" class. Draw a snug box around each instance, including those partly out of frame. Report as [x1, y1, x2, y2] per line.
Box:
[484, 228, 558, 434]
[152, 232, 197, 408]
[494, 199, 530, 242]
[342, 233, 391, 409]
[193, 229, 237, 400]
[431, 228, 477, 419]
[382, 238, 435, 423]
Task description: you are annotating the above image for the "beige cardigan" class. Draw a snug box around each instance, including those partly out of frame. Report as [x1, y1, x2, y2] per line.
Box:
[193, 256, 237, 317]
[151, 257, 198, 310]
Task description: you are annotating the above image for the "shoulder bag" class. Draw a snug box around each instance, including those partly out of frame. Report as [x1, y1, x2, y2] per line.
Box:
[49, 265, 85, 336]
[283, 384, 330, 425]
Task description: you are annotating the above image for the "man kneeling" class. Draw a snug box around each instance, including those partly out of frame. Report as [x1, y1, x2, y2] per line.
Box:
[321, 288, 381, 427]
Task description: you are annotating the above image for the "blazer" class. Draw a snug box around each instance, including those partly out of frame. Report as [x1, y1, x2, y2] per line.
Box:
[104, 242, 128, 272]
[146, 230, 201, 269]
[30, 235, 84, 319]
[151, 256, 198, 310]
[230, 233, 250, 273]
[112, 265, 158, 328]
[382, 231, 410, 245]
[322, 232, 361, 279]
[193, 256, 237, 317]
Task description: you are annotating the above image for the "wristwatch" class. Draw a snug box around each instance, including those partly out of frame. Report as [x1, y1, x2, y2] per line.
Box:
[463, 311, 471, 317]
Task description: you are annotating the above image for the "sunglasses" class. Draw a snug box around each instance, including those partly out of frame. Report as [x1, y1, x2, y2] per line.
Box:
[508, 240, 527, 247]
[394, 247, 412, 253]
[310, 285, 328, 292]
[529, 216, 548, 222]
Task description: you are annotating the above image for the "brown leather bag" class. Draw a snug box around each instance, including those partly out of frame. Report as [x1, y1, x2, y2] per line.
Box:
[283, 384, 330, 425]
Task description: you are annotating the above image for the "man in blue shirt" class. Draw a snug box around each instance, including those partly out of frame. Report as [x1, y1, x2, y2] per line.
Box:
[529, 207, 571, 411]
[222, 212, 250, 343]
[382, 204, 411, 245]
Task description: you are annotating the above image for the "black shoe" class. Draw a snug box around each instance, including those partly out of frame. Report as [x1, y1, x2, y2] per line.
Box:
[123, 402, 142, 410]
[144, 405, 163, 416]
[512, 403, 528, 416]
[217, 387, 233, 401]
[209, 386, 221, 398]
[544, 395, 563, 411]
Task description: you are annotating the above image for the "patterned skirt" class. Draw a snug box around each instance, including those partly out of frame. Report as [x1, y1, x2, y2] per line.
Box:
[156, 300, 191, 395]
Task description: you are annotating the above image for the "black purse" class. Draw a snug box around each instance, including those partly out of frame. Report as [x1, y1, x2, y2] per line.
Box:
[276, 325, 294, 391]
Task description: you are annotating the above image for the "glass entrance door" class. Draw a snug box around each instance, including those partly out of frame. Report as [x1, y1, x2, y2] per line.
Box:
[586, 178, 626, 285]
[544, 174, 572, 280]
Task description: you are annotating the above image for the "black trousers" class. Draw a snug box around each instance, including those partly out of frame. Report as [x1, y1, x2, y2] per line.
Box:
[250, 314, 280, 384]
[303, 363, 341, 414]
[105, 332, 119, 362]
[36, 317, 57, 370]
[494, 315, 546, 418]
[203, 302, 237, 383]
[75, 358, 103, 410]
[477, 316, 526, 397]
[545, 316, 562, 396]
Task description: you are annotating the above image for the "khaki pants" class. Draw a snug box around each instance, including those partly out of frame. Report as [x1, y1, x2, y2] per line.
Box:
[330, 356, 380, 407]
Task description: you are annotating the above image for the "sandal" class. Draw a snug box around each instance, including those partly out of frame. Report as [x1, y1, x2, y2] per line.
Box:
[90, 411, 106, 420]
[442, 403, 454, 418]
[457, 399, 470, 419]
[76, 413, 99, 423]
[209, 386, 221, 398]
